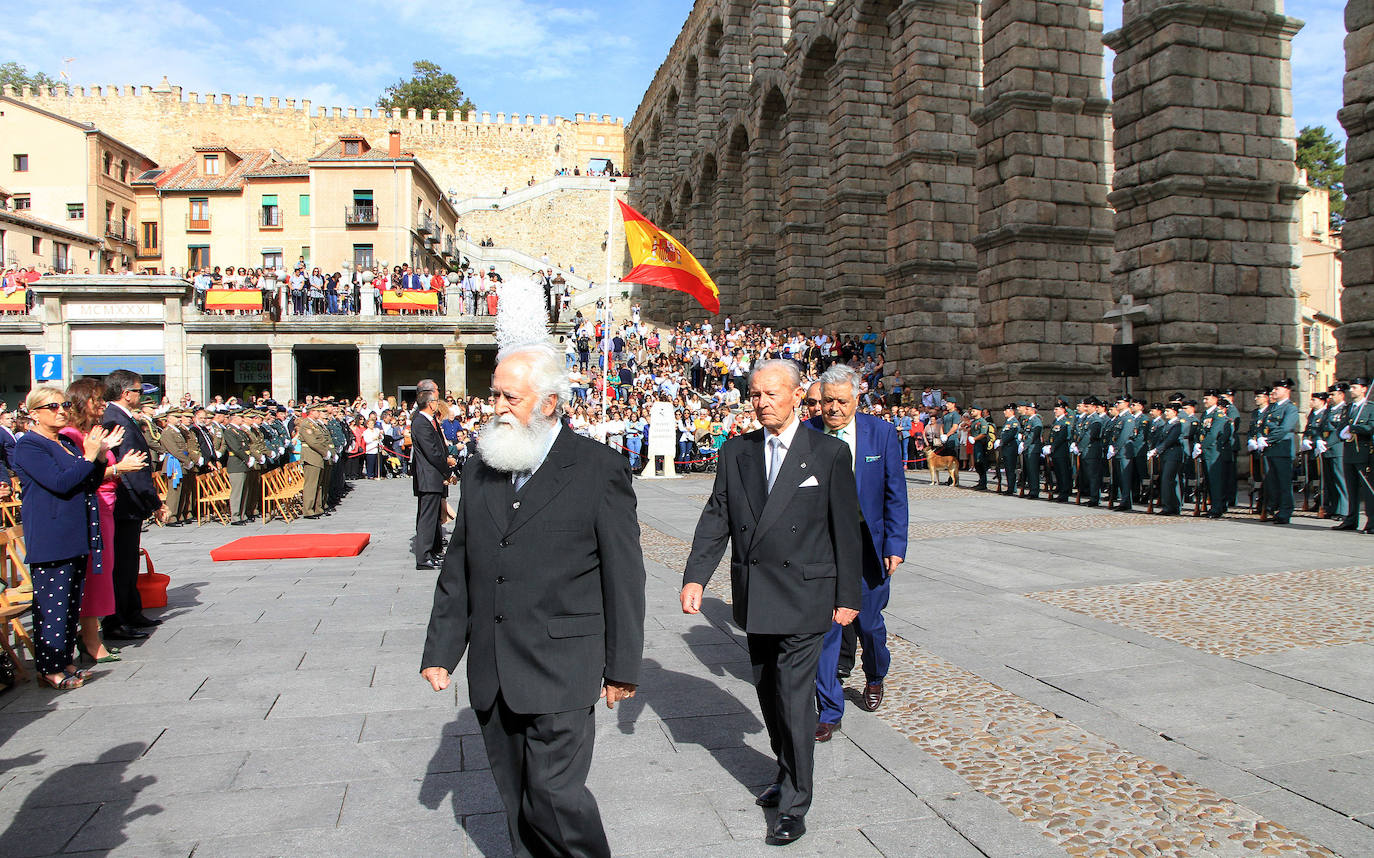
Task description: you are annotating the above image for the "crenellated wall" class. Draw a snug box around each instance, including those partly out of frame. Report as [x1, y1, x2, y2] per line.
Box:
[3, 82, 625, 200]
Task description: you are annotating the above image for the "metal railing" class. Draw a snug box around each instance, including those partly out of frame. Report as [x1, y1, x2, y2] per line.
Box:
[259, 208, 284, 228]
[186, 215, 211, 231]
[345, 206, 377, 226]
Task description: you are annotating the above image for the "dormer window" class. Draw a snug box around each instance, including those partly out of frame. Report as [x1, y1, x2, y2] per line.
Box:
[343, 141, 361, 156]
[203, 154, 220, 175]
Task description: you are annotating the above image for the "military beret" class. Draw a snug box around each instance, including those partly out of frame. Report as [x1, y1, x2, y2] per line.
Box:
[1055, 400, 1070, 410]
[1004, 402, 1017, 411]
[1330, 382, 1351, 393]
[1182, 399, 1197, 408]
[1254, 388, 1270, 396]
[1271, 378, 1295, 390]
[1162, 402, 1179, 412]
[1312, 392, 1329, 401]
[1149, 402, 1164, 412]
[1351, 377, 1371, 388]
[1203, 389, 1221, 398]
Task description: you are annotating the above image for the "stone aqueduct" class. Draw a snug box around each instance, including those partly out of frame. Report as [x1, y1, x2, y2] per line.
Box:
[627, 0, 1374, 405]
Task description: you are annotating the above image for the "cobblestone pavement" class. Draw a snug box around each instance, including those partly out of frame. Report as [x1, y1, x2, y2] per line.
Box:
[1026, 568, 1374, 658]
[2, 473, 1371, 857]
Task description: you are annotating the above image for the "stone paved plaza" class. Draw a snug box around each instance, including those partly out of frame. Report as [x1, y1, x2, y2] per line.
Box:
[1, 473, 1372, 857]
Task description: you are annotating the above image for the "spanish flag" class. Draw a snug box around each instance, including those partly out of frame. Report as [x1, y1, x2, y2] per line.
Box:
[618, 201, 719, 314]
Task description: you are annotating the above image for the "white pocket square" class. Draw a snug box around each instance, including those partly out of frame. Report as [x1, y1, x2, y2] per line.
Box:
[798, 475, 819, 487]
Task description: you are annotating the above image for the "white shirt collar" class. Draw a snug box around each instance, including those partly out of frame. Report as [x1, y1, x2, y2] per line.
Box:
[765, 415, 801, 451]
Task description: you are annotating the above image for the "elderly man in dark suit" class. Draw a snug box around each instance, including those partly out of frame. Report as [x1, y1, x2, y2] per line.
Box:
[422, 344, 645, 858]
[101, 370, 166, 641]
[682, 359, 862, 847]
[410, 387, 453, 570]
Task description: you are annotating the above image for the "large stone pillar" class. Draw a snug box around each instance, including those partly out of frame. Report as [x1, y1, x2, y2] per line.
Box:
[270, 344, 294, 402]
[974, 0, 1116, 406]
[739, 142, 781, 322]
[776, 106, 827, 326]
[358, 345, 383, 402]
[1106, 1, 1305, 398]
[882, 0, 981, 397]
[445, 342, 467, 399]
[1337, 2, 1374, 378]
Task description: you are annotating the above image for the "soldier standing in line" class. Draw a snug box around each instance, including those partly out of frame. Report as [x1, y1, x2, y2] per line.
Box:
[1129, 398, 1149, 503]
[298, 404, 331, 519]
[1258, 379, 1299, 525]
[1246, 389, 1271, 514]
[1179, 399, 1202, 510]
[1147, 403, 1184, 515]
[1087, 398, 1109, 506]
[1109, 396, 1141, 512]
[1334, 378, 1374, 532]
[1018, 402, 1043, 499]
[159, 409, 194, 526]
[246, 410, 271, 521]
[1199, 391, 1233, 518]
[1320, 383, 1349, 520]
[1302, 392, 1328, 512]
[996, 403, 1020, 495]
[1048, 400, 1073, 503]
[968, 406, 991, 491]
[223, 409, 253, 525]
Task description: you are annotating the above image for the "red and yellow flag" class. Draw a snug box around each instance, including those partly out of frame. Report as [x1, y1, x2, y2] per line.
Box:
[618, 201, 719, 314]
[204, 289, 263, 312]
[381, 290, 440, 313]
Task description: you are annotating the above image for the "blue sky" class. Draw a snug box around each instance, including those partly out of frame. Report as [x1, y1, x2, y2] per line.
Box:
[0, 0, 1349, 142]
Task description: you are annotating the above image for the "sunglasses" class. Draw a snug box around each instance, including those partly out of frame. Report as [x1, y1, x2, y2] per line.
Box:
[802, 399, 820, 406]
[35, 401, 72, 412]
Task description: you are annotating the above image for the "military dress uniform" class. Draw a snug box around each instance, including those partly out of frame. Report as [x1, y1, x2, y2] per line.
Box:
[997, 409, 1020, 495]
[1199, 402, 1233, 517]
[969, 412, 992, 490]
[298, 416, 331, 518]
[1318, 395, 1348, 518]
[1111, 408, 1142, 511]
[1049, 409, 1073, 502]
[222, 419, 253, 524]
[1021, 407, 1043, 499]
[1259, 390, 1299, 524]
[160, 413, 195, 524]
[1337, 385, 1374, 531]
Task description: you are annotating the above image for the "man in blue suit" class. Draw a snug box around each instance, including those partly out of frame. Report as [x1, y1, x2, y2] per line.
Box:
[806, 364, 909, 741]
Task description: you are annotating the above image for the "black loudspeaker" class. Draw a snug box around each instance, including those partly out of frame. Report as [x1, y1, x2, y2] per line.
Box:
[1111, 344, 1140, 378]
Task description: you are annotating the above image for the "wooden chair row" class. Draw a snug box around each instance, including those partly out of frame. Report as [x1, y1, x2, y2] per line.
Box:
[196, 468, 233, 525]
[0, 525, 34, 683]
[261, 462, 305, 523]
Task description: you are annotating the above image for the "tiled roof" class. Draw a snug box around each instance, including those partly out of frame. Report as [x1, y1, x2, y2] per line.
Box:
[156, 149, 285, 191]
[245, 163, 309, 178]
[311, 139, 412, 162]
[0, 208, 101, 245]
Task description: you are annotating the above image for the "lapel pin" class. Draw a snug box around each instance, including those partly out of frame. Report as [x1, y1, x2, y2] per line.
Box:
[800, 462, 807, 469]
[513, 501, 520, 509]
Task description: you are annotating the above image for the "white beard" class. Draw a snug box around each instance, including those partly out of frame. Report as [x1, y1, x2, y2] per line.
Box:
[478, 413, 557, 473]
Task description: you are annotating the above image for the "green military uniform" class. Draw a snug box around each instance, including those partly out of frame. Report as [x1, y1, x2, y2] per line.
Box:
[222, 416, 252, 523]
[1259, 387, 1299, 524]
[1199, 400, 1233, 517]
[997, 407, 1020, 495]
[159, 412, 195, 524]
[298, 414, 332, 517]
[969, 411, 991, 490]
[1020, 406, 1044, 499]
[1338, 384, 1374, 530]
[1317, 394, 1348, 518]
[1049, 407, 1072, 502]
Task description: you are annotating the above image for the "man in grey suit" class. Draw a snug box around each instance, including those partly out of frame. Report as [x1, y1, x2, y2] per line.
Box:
[422, 344, 645, 858]
[681, 359, 862, 847]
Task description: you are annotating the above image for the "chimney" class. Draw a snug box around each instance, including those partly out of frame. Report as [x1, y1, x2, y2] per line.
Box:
[388, 130, 401, 158]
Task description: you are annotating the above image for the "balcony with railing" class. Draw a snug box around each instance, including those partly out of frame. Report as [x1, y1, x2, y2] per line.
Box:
[345, 206, 377, 226]
[259, 208, 284, 229]
[136, 241, 160, 259]
[186, 214, 211, 232]
[104, 221, 136, 244]
[416, 213, 433, 234]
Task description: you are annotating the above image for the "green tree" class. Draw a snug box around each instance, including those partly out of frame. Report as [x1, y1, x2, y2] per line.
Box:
[1296, 125, 1345, 228]
[377, 60, 475, 119]
[0, 61, 58, 92]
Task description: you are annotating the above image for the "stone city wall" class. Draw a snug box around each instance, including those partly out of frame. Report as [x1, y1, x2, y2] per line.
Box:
[4, 83, 625, 200]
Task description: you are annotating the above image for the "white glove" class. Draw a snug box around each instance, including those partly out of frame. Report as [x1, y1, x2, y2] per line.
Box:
[1247, 438, 1258, 451]
[994, 439, 1002, 450]
[1340, 426, 1353, 441]
[1192, 443, 1202, 458]
[198, 456, 204, 465]
[1070, 442, 1079, 455]
[1041, 445, 1050, 457]
[1301, 438, 1313, 451]
[1316, 440, 1328, 455]
[1146, 449, 1156, 460]
[1107, 445, 1115, 459]
[1018, 442, 1025, 455]
[247, 456, 255, 467]
[1257, 437, 1268, 450]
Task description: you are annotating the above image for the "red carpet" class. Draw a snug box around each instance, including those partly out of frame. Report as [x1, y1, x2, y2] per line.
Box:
[210, 533, 371, 562]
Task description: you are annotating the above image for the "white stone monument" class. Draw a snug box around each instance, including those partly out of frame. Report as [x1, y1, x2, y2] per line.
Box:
[643, 401, 679, 479]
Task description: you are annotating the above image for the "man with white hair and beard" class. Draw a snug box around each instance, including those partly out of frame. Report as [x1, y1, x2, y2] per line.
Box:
[421, 343, 646, 858]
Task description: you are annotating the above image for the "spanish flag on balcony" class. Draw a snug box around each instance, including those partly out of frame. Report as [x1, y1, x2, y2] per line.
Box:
[204, 289, 263, 312]
[618, 201, 719, 314]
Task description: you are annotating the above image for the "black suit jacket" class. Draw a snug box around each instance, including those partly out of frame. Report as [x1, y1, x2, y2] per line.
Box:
[103, 405, 160, 520]
[410, 409, 450, 496]
[684, 425, 862, 635]
[0, 426, 14, 483]
[422, 426, 646, 714]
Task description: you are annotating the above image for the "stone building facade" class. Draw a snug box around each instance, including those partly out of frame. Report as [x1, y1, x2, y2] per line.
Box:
[628, 0, 1345, 404]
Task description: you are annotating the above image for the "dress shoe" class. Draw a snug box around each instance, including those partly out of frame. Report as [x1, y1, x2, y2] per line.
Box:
[103, 625, 150, 641]
[132, 616, 162, 627]
[755, 782, 782, 808]
[766, 814, 806, 846]
[230, 520, 246, 526]
[813, 722, 840, 742]
[861, 682, 885, 711]
[1332, 522, 1357, 531]
[415, 558, 442, 570]
[1272, 518, 1289, 526]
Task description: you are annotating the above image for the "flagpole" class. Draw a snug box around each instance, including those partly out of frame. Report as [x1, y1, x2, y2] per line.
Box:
[602, 177, 616, 429]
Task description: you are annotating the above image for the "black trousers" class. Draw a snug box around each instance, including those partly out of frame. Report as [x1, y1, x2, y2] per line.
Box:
[478, 695, 609, 858]
[1000, 451, 1018, 494]
[747, 631, 823, 817]
[1052, 452, 1072, 500]
[1023, 450, 1040, 497]
[1263, 454, 1294, 521]
[414, 491, 445, 562]
[1114, 458, 1134, 508]
[1343, 458, 1373, 527]
[104, 520, 144, 630]
[1080, 452, 1103, 503]
[1159, 453, 1182, 514]
[1206, 455, 1229, 515]
[836, 623, 858, 676]
[972, 447, 988, 487]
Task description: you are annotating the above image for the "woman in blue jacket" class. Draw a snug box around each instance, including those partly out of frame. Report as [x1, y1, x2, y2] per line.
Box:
[12, 385, 119, 690]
